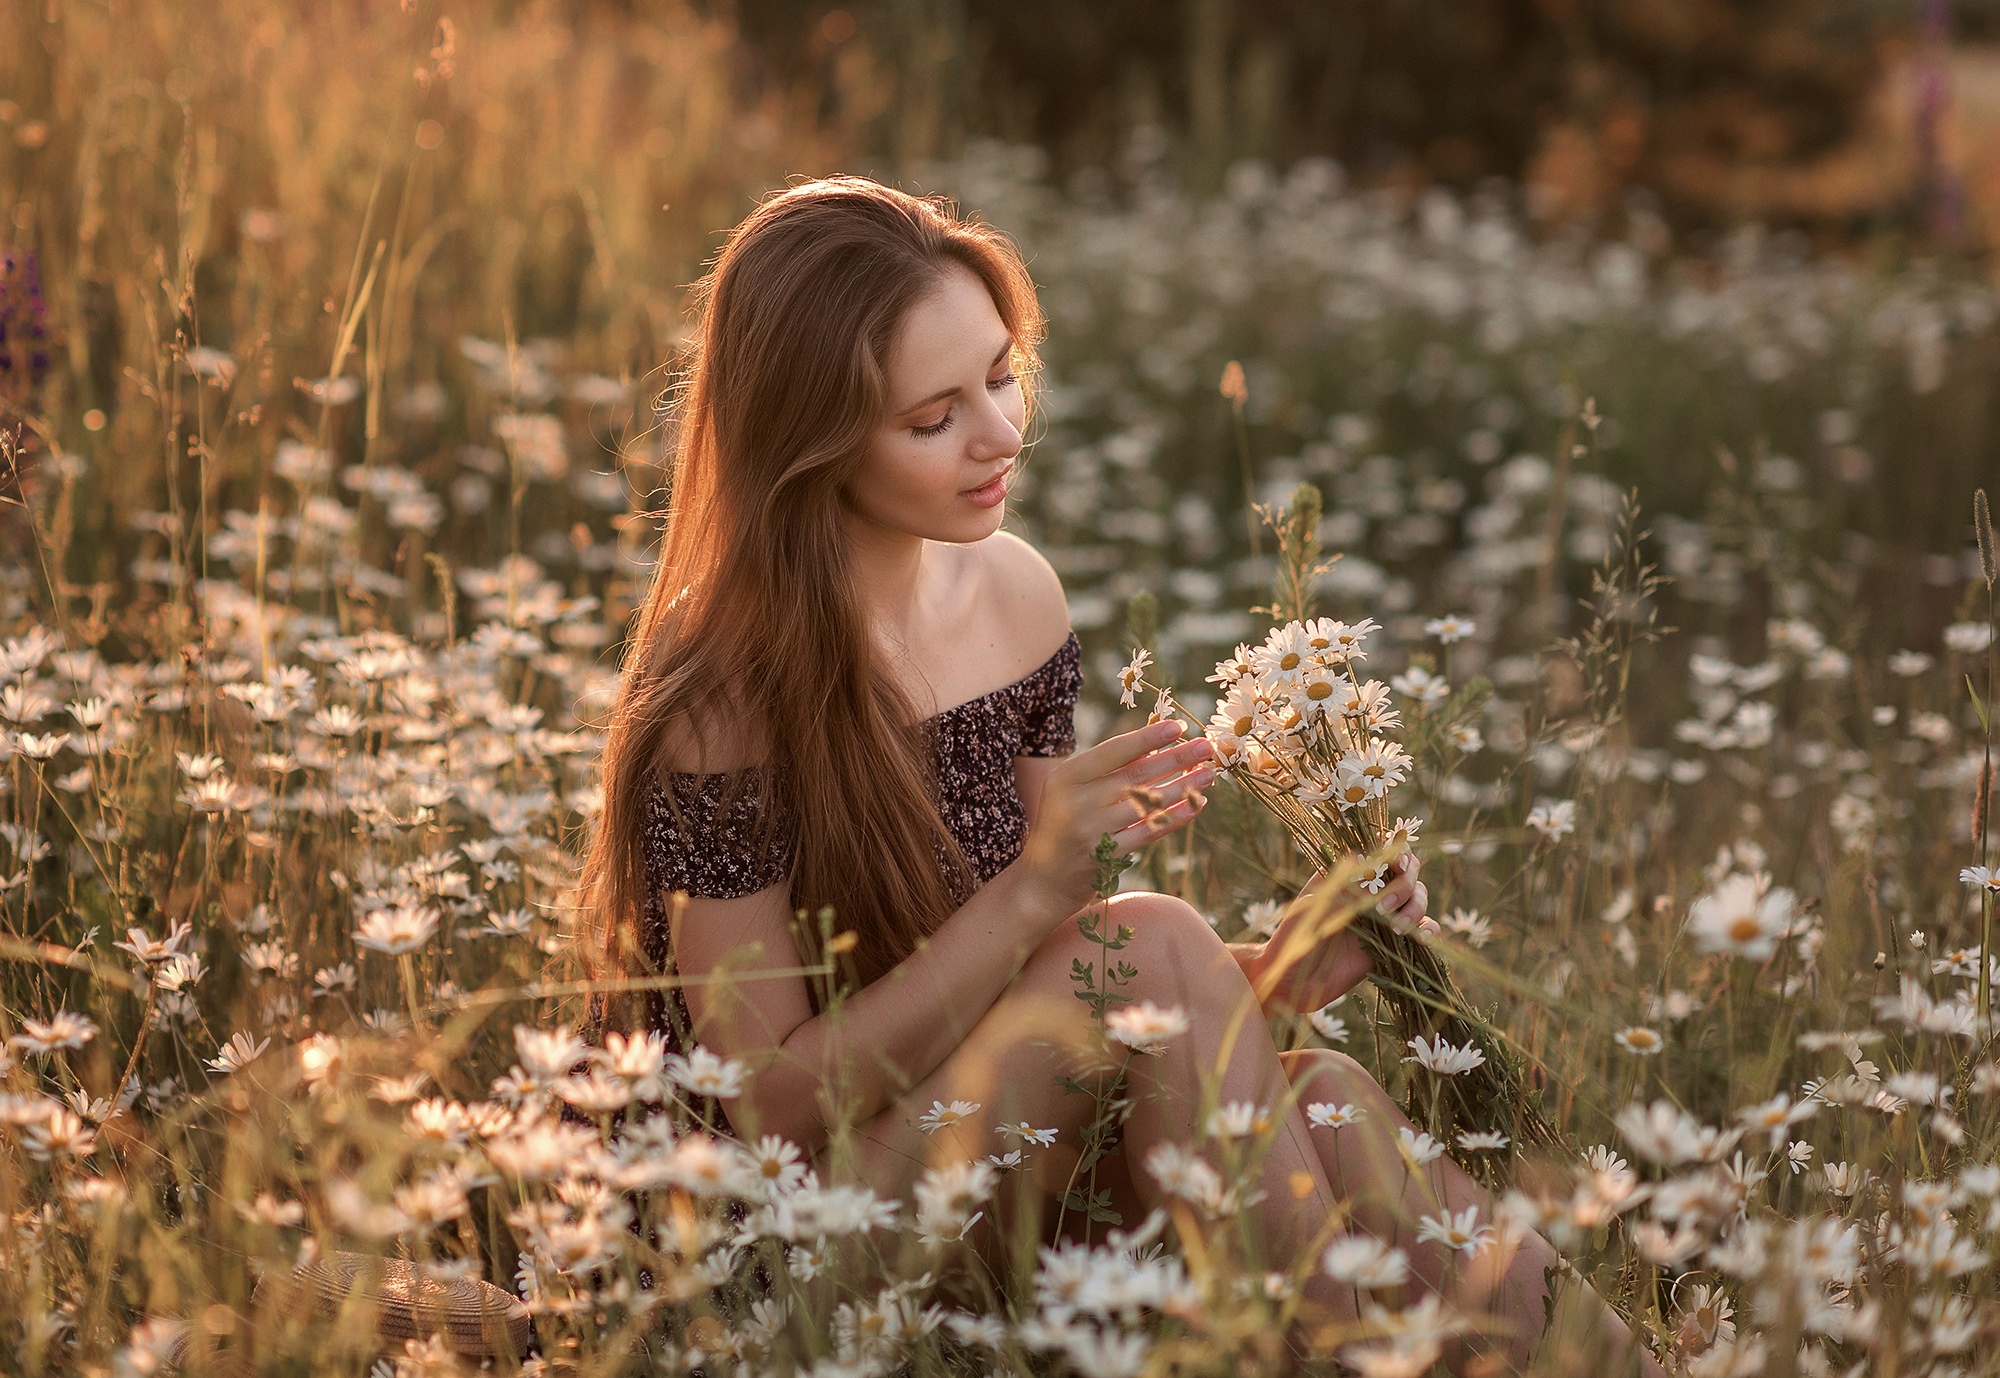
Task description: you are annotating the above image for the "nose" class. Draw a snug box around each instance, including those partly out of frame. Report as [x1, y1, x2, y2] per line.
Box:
[967, 389, 1024, 464]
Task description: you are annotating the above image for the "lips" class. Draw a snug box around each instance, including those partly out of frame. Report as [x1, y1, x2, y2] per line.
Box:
[961, 472, 1009, 508]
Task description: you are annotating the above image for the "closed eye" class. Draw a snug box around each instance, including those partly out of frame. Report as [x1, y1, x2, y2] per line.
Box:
[910, 373, 1019, 439]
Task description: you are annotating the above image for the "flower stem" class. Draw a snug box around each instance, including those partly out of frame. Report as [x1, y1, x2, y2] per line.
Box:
[399, 951, 426, 1031]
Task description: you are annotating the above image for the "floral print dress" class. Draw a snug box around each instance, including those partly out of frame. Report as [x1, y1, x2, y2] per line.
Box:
[633, 631, 1082, 1135]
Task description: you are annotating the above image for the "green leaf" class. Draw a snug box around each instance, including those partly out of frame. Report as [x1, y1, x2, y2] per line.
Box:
[1060, 1186, 1124, 1226]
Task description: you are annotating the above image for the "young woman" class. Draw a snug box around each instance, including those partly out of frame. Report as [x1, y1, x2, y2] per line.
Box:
[581, 177, 1659, 1372]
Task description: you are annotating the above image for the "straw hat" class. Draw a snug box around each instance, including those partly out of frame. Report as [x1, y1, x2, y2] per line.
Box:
[250, 1251, 532, 1359]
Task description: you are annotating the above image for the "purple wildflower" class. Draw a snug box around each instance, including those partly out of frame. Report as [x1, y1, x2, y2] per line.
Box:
[0, 250, 51, 412]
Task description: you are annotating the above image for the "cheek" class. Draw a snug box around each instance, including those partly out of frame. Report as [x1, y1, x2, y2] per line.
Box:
[857, 434, 953, 509]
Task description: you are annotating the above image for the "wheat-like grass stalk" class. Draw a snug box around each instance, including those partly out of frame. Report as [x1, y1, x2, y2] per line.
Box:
[1130, 482, 1567, 1163]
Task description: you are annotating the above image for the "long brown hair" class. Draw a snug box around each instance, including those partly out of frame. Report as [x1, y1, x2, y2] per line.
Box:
[580, 176, 1046, 1000]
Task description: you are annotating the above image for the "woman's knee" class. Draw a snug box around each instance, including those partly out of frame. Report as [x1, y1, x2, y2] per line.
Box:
[1036, 890, 1209, 969]
[1280, 1047, 1389, 1107]
[1093, 892, 1235, 994]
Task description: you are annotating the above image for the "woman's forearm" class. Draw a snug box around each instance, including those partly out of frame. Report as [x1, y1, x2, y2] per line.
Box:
[1229, 938, 1316, 1017]
[1230, 865, 1369, 1017]
[735, 860, 1067, 1151]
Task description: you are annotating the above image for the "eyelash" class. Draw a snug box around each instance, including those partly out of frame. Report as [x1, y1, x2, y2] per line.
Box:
[911, 373, 1018, 438]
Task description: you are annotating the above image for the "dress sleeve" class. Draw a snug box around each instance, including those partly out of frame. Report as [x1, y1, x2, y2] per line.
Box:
[639, 769, 794, 901]
[1017, 631, 1083, 757]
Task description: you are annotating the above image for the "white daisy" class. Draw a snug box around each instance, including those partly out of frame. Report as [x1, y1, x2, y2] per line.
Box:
[1323, 1234, 1411, 1287]
[1105, 1001, 1190, 1055]
[1116, 647, 1152, 708]
[1614, 1027, 1664, 1056]
[915, 1099, 981, 1133]
[1402, 1035, 1487, 1076]
[1416, 1205, 1493, 1256]
[1688, 872, 1797, 962]
[1396, 1126, 1445, 1167]
[1252, 623, 1314, 688]
[1423, 614, 1477, 644]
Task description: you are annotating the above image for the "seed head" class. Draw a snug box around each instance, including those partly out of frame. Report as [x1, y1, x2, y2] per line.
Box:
[1976, 488, 1995, 590]
[1219, 359, 1247, 406]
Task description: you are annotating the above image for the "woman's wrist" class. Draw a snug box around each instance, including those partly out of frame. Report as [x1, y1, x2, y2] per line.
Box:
[1231, 939, 1293, 1011]
[996, 857, 1074, 953]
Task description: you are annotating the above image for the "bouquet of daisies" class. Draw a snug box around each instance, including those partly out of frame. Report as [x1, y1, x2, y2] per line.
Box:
[1123, 494, 1561, 1159]
[1198, 616, 1420, 887]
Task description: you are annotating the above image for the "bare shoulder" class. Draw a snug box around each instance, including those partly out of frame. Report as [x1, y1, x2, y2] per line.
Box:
[974, 530, 1071, 660]
[656, 699, 770, 775]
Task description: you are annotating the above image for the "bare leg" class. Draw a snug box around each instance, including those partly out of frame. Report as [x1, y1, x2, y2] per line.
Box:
[812, 892, 1359, 1325]
[1285, 1048, 1664, 1376]
[806, 892, 1659, 1373]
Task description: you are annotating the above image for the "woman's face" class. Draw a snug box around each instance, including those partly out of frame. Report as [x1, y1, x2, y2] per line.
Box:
[843, 262, 1027, 545]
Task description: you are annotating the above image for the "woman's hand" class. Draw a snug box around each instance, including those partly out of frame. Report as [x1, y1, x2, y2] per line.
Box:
[1013, 718, 1215, 918]
[1240, 854, 1434, 1015]
[1367, 852, 1433, 939]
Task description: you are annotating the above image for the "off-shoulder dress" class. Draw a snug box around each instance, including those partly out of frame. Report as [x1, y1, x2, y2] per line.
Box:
[634, 630, 1083, 1135]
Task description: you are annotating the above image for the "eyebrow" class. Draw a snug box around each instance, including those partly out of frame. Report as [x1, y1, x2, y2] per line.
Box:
[895, 340, 1014, 416]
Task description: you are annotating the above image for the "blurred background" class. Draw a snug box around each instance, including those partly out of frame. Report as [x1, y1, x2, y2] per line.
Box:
[4, 0, 2000, 743]
[12, 13, 2000, 1360]
[741, 0, 2000, 246]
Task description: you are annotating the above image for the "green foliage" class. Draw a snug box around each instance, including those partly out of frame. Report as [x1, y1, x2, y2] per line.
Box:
[1054, 833, 1143, 1234]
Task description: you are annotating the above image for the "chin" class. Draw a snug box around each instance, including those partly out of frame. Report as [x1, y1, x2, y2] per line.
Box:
[915, 503, 1007, 544]
[959, 505, 1009, 542]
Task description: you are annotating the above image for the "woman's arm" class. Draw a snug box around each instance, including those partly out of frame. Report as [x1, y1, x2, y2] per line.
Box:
[669, 858, 1073, 1155]
[1014, 753, 1061, 829]
[672, 717, 1216, 1154]
[1226, 858, 1431, 1016]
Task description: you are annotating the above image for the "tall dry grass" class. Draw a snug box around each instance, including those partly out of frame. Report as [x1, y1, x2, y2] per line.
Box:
[5, 4, 2000, 1376]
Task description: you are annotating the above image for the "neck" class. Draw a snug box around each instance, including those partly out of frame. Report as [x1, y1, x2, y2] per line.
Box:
[841, 507, 931, 650]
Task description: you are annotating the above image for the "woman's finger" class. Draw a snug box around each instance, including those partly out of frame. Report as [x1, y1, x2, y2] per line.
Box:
[1106, 737, 1215, 795]
[1111, 786, 1207, 852]
[1081, 749, 1209, 819]
[1375, 877, 1415, 912]
[1116, 767, 1210, 822]
[1113, 802, 1201, 856]
[1075, 718, 1189, 777]
[1382, 879, 1426, 916]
